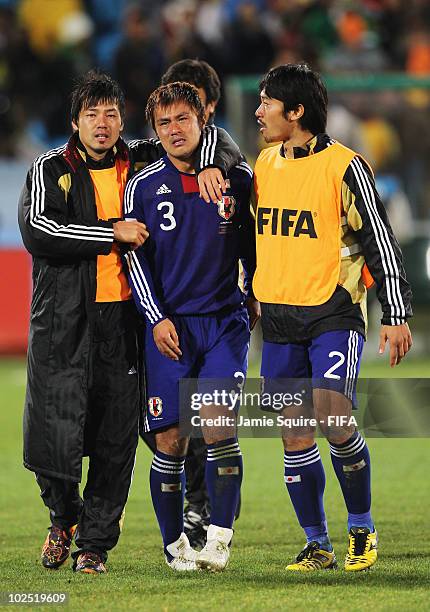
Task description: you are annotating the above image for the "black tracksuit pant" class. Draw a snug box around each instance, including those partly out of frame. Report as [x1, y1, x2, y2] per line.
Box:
[36, 301, 140, 563]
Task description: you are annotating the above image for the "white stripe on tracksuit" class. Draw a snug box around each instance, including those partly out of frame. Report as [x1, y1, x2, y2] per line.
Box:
[144, 411, 150, 433]
[235, 161, 253, 178]
[199, 125, 218, 169]
[350, 157, 406, 325]
[127, 138, 161, 149]
[123, 159, 166, 215]
[30, 146, 114, 242]
[122, 160, 167, 325]
[344, 330, 360, 400]
[124, 251, 163, 325]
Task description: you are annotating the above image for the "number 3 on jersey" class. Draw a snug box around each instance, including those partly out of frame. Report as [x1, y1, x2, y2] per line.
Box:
[157, 201, 176, 231]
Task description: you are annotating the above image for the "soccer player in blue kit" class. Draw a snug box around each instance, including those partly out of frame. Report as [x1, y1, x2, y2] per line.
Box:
[124, 82, 258, 572]
[253, 64, 413, 572]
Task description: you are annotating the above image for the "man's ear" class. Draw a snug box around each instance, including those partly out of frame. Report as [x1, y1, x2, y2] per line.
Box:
[72, 120, 78, 132]
[205, 101, 216, 121]
[287, 104, 305, 122]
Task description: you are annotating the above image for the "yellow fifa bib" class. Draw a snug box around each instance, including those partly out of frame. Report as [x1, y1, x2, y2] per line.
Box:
[253, 142, 356, 305]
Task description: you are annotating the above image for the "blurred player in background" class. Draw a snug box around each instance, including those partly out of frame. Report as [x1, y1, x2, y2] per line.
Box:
[162, 58, 220, 124]
[125, 82, 258, 572]
[253, 64, 412, 571]
[18, 70, 241, 575]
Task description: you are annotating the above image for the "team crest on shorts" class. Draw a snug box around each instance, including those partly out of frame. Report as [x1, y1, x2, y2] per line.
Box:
[148, 397, 163, 417]
[217, 195, 236, 220]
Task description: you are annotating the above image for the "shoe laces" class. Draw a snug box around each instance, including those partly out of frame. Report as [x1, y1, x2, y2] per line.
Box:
[176, 538, 188, 553]
[296, 541, 319, 562]
[42, 528, 70, 560]
[349, 529, 369, 557]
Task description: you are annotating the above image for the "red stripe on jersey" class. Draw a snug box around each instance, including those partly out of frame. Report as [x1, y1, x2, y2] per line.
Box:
[181, 174, 199, 193]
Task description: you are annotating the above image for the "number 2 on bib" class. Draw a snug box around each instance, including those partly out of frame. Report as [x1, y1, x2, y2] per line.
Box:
[324, 351, 345, 380]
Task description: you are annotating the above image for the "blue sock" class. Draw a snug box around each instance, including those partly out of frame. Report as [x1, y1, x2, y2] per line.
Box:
[303, 521, 332, 551]
[284, 444, 331, 551]
[205, 438, 243, 528]
[150, 450, 185, 556]
[329, 431, 374, 532]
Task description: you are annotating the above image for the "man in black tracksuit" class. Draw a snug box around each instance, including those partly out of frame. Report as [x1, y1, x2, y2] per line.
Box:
[18, 70, 241, 574]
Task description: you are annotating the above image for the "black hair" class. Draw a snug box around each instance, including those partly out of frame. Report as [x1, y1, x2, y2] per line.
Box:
[70, 69, 125, 124]
[146, 82, 205, 130]
[161, 59, 221, 106]
[259, 64, 328, 135]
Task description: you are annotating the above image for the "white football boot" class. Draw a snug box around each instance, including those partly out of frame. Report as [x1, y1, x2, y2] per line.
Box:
[165, 532, 199, 571]
[196, 524, 233, 572]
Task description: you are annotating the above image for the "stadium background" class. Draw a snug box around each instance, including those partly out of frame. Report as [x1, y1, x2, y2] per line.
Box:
[0, 1, 429, 610]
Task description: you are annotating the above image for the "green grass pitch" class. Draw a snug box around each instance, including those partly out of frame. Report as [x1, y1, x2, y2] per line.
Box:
[0, 357, 429, 611]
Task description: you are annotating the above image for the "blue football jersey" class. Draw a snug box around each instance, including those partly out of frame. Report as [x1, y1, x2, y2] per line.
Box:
[124, 156, 255, 326]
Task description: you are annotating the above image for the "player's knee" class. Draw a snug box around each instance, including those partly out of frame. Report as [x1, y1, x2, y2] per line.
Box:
[203, 428, 236, 446]
[155, 426, 188, 456]
[282, 435, 315, 452]
[326, 427, 355, 446]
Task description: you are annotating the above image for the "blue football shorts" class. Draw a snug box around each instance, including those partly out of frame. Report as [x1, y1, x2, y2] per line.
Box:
[143, 307, 250, 432]
[260, 330, 364, 410]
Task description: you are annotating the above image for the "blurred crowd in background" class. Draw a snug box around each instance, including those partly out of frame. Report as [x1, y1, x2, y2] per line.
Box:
[1, 0, 430, 220]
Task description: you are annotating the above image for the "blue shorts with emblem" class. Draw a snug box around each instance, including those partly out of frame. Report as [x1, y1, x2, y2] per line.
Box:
[143, 308, 250, 432]
[261, 330, 364, 409]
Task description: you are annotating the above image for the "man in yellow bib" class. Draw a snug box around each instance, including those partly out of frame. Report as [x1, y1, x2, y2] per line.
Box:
[254, 64, 412, 571]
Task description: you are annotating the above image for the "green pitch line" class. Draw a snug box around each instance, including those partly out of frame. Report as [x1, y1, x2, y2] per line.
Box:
[0, 359, 429, 611]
